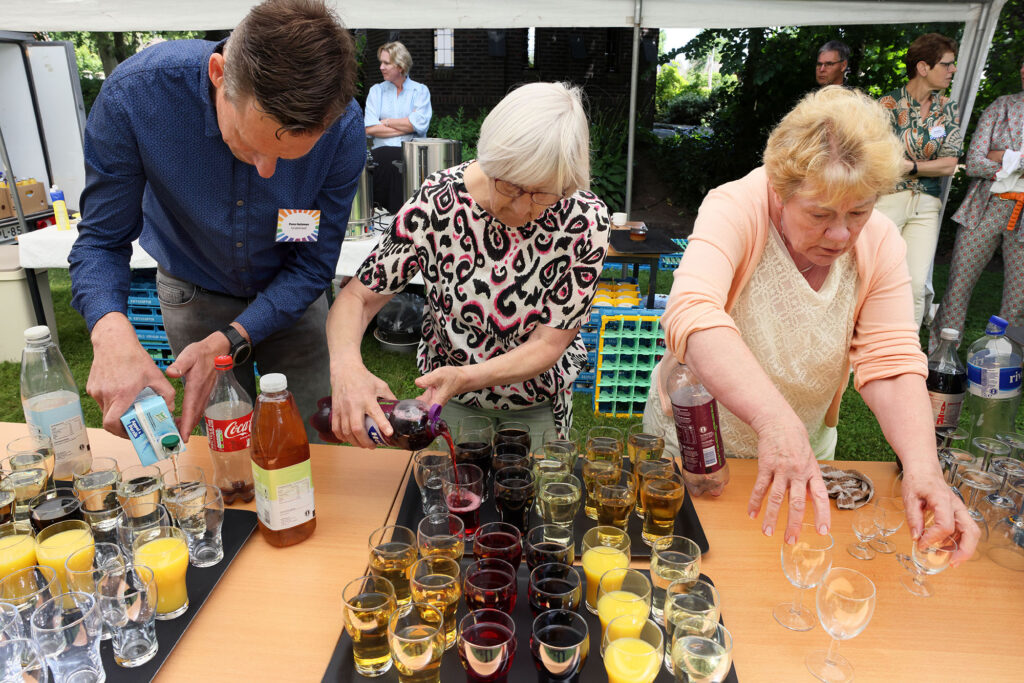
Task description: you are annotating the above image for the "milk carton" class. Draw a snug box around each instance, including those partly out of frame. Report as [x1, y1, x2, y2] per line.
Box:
[120, 388, 186, 465]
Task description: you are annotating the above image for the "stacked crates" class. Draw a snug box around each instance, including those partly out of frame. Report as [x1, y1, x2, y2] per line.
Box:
[127, 270, 174, 369]
[657, 238, 689, 271]
[573, 280, 643, 394]
[593, 312, 665, 418]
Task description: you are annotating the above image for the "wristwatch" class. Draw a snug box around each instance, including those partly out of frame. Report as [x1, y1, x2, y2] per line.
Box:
[910, 160, 919, 176]
[220, 325, 252, 365]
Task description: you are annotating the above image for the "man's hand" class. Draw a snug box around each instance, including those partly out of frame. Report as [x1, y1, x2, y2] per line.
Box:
[87, 313, 176, 437]
[164, 328, 233, 440]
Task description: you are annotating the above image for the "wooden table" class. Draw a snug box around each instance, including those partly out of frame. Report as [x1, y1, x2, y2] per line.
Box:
[605, 222, 665, 309]
[4, 422, 1021, 681]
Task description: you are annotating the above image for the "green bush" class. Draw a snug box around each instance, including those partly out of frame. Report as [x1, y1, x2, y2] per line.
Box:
[428, 108, 487, 161]
[663, 91, 714, 126]
[589, 112, 628, 213]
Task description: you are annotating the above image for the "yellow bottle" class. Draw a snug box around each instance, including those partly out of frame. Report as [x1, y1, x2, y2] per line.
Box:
[49, 185, 70, 230]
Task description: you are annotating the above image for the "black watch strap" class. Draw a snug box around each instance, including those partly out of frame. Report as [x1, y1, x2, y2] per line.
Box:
[220, 325, 252, 365]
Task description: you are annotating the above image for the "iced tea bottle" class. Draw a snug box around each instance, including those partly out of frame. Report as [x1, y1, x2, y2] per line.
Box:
[251, 373, 316, 547]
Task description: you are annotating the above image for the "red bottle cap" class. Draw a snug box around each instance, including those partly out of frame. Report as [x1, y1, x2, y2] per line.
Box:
[214, 355, 233, 370]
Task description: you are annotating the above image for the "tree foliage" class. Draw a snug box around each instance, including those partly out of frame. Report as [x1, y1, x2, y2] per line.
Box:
[651, 0, 1024, 212]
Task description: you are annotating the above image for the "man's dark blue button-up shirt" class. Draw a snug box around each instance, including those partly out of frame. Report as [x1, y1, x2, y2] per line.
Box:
[69, 39, 365, 344]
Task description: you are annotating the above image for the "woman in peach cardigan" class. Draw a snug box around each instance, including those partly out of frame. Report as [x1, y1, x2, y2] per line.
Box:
[644, 87, 977, 564]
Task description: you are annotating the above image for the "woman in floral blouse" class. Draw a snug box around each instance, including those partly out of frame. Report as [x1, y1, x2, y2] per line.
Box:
[931, 60, 1024, 346]
[326, 82, 609, 448]
[876, 33, 963, 327]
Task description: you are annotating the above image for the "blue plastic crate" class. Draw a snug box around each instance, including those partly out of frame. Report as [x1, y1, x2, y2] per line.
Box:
[127, 293, 160, 308]
[127, 305, 163, 325]
[133, 322, 168, 343]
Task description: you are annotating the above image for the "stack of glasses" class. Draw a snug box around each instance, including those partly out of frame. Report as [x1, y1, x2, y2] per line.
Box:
[0, 432, 228, 678]
[341, 419, 734, 683]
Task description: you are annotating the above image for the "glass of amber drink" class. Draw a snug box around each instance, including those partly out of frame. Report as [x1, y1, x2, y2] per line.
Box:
[342, 575, 397, 677]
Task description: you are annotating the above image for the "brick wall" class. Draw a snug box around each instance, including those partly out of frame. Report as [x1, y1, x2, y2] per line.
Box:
[359, 27, 658, 123]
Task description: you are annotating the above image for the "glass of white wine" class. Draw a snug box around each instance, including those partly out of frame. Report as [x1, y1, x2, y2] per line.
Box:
[387, 602, 445, 683]
[773, 524, 833, 631]
[663, 579, 720, 672]
[806, 567, 876, 683]
[898, 535, 957, 597]
[671, 620, 733, 683]
[649, 535, 701, 623]
[537, 474, 582, 530]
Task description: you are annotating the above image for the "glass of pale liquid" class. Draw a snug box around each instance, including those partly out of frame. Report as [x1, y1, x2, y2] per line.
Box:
[5, 435, 55, 487]
[671, 620, 733, 683]
[387, 602, 445, 683]
[649, 535, 701, 623]
[341, 575, 397, 678]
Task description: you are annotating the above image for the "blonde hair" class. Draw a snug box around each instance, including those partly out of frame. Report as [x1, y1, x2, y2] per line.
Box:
[378, 42, 412, 74]
[763, 86, 902, 205]
[477, 82, 590, 195]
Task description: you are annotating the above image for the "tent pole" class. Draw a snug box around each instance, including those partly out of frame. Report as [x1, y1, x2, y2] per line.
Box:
[624, 0, 642, 216]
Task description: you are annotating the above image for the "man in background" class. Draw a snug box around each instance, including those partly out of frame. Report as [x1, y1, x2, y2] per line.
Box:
[70, 0, 365, 441]
[815, 40, 850, 87]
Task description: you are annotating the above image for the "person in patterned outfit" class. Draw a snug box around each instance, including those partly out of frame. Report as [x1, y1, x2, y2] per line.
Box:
[876, 33, 963, 327]
[326, 82, 610, 448]
[930, 60, 1024, 348]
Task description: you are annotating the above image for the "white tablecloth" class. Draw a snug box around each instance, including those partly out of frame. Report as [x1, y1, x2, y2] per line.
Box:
[17, 224, 421, 284]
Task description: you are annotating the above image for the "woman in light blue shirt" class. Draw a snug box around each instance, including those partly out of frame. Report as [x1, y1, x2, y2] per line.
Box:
[364, 41, 432, 213]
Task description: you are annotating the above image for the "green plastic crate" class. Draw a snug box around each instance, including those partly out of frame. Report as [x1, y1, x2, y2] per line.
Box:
[594, 314, 664, 418]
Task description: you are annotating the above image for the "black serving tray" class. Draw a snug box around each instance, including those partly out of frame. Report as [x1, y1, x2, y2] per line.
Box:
[102, 508, 259, 681]
[392, 460, 709, 558]
[324, 568, 737, 683]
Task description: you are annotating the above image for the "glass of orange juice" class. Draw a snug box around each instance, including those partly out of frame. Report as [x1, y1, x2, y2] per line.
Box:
[602, 615, 664, 683]
[0, 524, 37, 579]
[581, 526, 630, 613]
[133, 526, 189, 620]
[34, 520, 93, 594]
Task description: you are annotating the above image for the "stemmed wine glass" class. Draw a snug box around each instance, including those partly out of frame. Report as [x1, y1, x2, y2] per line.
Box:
[959, 468, 1000, 544]
[806, 568, 876, 683]
[846, 506, 879, 560]
[870, 497, 904, 554]
[898, 535, 958, 597]
[774, 524, 833, 631]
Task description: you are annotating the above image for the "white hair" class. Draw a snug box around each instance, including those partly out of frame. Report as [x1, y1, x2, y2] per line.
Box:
[477, 82, 590, 194]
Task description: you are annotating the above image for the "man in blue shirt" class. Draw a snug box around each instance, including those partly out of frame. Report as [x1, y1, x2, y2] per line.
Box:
[69, 0, 365, 442]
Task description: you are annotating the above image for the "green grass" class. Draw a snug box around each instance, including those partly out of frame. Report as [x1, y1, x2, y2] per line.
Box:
[2, 264, 1018, 461]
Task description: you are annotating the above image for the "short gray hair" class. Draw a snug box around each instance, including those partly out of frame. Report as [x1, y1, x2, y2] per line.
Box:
[378, 42, 412, 74]
[818, 40, 850, 63]
[477, 82, 590, 195]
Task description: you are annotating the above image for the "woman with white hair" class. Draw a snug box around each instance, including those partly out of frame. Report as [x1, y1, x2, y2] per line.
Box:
[364, 41, 432, 213]
[328, 82, 609, 447]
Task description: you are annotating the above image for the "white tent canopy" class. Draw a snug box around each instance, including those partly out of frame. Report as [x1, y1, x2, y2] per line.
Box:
[0, 0, 1009, 211]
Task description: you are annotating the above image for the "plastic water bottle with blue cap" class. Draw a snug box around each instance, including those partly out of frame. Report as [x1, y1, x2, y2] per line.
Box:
[965, 316, 1022, 443]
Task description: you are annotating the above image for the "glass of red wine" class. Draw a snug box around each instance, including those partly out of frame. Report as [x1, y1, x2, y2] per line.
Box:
[528, 563, 582, 617]
[524, 525, 575, 572]
[442, 464, 483, 540]
[457, 418, 495, 502]
[494, 421, 532, 455]
[474, 522, 523, 572]
[463, 558, 517, 613]
[529, 609, 589, 682]
[457, 608, 517, 683]
[493, 466, 536, 535]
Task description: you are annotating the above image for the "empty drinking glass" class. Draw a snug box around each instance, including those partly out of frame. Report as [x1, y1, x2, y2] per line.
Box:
[806, 568, 876, 683]
[870, 497, 904, 554]
[0, 601, 21, 640]
[774, 524, 833, 631]
[960, 469, 1000, 543]
[457, 609, 516, 683]
[995, 431, 1024, 459]
[847, 505, 879, 560]
[31, 591, 103, 683]
[899, 535, 958, 597]
[0, 638, 47, 682]
[65, 542, 125, 595]
[171, 484, 226, 568]
[972, 436, 1010, 472]
[98, 564, 159, 667]
[412, 449, 454, 516]
[988, 476, 1024, 571]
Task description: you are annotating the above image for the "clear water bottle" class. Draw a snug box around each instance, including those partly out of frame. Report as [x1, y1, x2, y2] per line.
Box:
[965, 316, 1023, 443]
[665, 361, 730, 497]
[20, 326, 91, 480]
[926, 328, 967, 428]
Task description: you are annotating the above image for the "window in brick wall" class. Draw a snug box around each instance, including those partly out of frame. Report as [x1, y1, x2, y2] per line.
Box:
[527, 27, 536, 68]
[434, 29, 454, 68]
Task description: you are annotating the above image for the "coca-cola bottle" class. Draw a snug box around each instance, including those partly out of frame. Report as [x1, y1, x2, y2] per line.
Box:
[665, 362, 730, 497]
[251, 373, 316, 547]
[926, 328, 967, 428]
[203, 355, 255, 504]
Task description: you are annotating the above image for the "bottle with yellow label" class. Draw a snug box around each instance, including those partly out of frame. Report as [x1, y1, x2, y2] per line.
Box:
[251, 373, 316, 547]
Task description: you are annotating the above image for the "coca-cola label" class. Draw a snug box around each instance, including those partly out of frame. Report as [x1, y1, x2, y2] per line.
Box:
[928, 390, 964, 427]
[671, 399, 726, 474]
[205, 411, 252, 452]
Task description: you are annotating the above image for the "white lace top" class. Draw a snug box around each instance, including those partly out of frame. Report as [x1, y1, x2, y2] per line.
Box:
[718, 223, 859, 460]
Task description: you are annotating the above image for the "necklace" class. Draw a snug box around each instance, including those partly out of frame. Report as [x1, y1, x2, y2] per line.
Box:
[778, 223, 815, 273]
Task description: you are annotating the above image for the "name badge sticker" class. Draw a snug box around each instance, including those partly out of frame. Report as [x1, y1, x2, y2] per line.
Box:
[276, 209, 320, 242]
[929, 124, 946, 140]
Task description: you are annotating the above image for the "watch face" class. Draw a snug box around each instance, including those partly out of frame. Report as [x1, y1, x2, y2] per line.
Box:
[232, 341, 252, 365]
